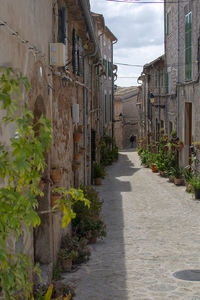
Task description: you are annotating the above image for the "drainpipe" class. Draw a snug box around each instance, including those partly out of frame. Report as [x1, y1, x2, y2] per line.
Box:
[79, 0, 100, 185]
[111, 39, 118, 149]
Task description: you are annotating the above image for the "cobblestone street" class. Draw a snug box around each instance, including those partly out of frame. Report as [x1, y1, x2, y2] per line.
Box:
[63, 150, 200, 299]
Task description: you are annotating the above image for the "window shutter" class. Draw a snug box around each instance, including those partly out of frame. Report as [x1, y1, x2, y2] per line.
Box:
[109, 95, 112, 121]
[165, 72, 168, 94]
[59, 7, 66, 43]
[185, 12, 192, 80]
[77, 37, 83, 76]
[166, 13, 169, 35]
[105, 95, 107, 123]
[72, 29, 78, 74]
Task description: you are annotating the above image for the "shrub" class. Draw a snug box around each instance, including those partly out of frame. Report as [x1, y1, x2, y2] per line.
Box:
[72, 187, 106, 242]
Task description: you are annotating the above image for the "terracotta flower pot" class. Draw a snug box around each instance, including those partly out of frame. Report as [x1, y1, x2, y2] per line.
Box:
[72, 160, 80, 171]
[194, 188, 200, 200]
[94, 177, 102, 185]
[169, 175, 174, 183]
[39, 179, 45, 191]
[152, 163, 158, 173]
[179, 143, 184, 151]
[78, 125, 84, 133]
[74, 153, 80, 161]
[50, 168, 63, 185]
[73, 132, 81, 143]
[88, 237, 97, 244]
[51, 194, 61, 207]
[79, 147, 85, 154]
[159, 170, 165, 177]
[61, 258, 72, 272]
[174, 178, 184, 186]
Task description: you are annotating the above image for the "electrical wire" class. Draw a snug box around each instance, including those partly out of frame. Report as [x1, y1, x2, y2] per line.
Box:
[106, 0, 189, 3]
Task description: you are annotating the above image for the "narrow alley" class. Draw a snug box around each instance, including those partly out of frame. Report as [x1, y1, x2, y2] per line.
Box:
[63, 150, 200, 300]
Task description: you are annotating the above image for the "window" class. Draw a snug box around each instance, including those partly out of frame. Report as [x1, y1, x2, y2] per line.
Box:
[103, 59, 107, 77]
[108, 62, 112, 78]
[165, 72, 169, 94]
[185, 12, 192, 80]
[59, 7, 69, 69]
[155, 71, 158, 88]
[89, 65, 92, 90]
[166, 10, 172, 36]
[109, 94, 112, 121]
[105, 94, 107, 123]
[160, 70, 164, 87]
[72, 29, 83, 75]
[169, 121, 173, 134]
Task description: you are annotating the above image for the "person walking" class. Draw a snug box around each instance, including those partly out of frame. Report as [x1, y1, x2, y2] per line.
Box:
[130, 134, 135, 148]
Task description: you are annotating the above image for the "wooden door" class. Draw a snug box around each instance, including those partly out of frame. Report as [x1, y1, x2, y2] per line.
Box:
[185, 102, 192, 164]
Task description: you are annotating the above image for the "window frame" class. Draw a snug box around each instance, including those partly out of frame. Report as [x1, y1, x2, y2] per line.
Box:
[185, 11, 192, 81]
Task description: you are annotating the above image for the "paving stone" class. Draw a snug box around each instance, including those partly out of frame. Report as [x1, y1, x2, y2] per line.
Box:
[63, 150, 200, 299]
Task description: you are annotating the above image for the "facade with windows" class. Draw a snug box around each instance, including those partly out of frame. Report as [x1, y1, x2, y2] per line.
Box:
[137, 55, 167, 144]
[92, 13, 117, 138]
[0, 0, 117, 284]
[164, 0, 200, 166]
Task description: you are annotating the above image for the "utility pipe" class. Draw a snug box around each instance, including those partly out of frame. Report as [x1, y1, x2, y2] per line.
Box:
[111, 39, 118, 149]
[79, 0, 100, 185]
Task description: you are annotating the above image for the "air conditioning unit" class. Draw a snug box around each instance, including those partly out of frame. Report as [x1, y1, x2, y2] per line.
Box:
[50, 43, 65, 67]
[72, 104, 79, 124]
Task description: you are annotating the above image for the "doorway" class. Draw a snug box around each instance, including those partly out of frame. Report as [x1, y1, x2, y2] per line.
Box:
[185, 102, 192, 164]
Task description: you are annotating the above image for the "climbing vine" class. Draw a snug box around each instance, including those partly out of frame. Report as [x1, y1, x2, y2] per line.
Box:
[0, 68, 89, 299]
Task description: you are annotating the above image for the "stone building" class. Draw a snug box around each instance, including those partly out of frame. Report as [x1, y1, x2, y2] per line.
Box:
[92, 13, 117, 140]
[114, 86, 138, 149]
[0, 0, 116, 283]
[164, 0, 200, 166]
[137, 56, 166, 144]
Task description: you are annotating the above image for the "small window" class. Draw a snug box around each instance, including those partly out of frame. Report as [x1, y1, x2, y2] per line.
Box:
[165, 72, 169, 94]
[109, 94, 112, 121]
[160, 70, 164, 87]
[103, 59, 108, 77]
[185, 11, 192, 80]
[105, 94, 107, 123]
[155, 71, 158, 88]
[108, 62, 112, 78]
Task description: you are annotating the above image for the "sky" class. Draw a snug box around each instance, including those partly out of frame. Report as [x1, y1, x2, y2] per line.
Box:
[90, 0, 164, 87]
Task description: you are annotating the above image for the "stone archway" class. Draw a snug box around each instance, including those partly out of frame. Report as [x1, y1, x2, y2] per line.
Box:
[33, 96, 52, 268]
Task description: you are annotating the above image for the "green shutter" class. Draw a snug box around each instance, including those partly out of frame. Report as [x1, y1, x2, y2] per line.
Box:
[109, 95, 112, 121]
[165, 72, 168, 94]
[166, 13, 169, 35]
[185, 12, 192, 80]
[161, 70, 163, 87]
[108, 62, 112, 77]
[105, 95, 107, 123]
[103, 59, 108, 77]
[155, 71, 158, 88]
[89, 65, 92, 89]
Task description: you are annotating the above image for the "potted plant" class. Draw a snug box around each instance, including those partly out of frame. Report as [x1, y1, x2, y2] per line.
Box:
[183, 165, 193, 192]
[79, 146, 85, 154]
[74, 153, 80, 161]
[190, 175, 200, 199]
[93, 162, 105, 185]
[72, 160, 81, 171]
[178, 140, 184, 151]
[73, 131, 82, 143]
[58, 249, 78, 272]
[171, 167, 184, 185]
[50, 167, 63, 185]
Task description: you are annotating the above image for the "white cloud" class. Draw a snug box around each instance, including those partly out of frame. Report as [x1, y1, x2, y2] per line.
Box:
[90, 0, 164, 87]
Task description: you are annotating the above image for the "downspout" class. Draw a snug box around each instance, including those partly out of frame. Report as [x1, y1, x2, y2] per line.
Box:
[111, 39, 118, 149]
[79, 0, 100, 185]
